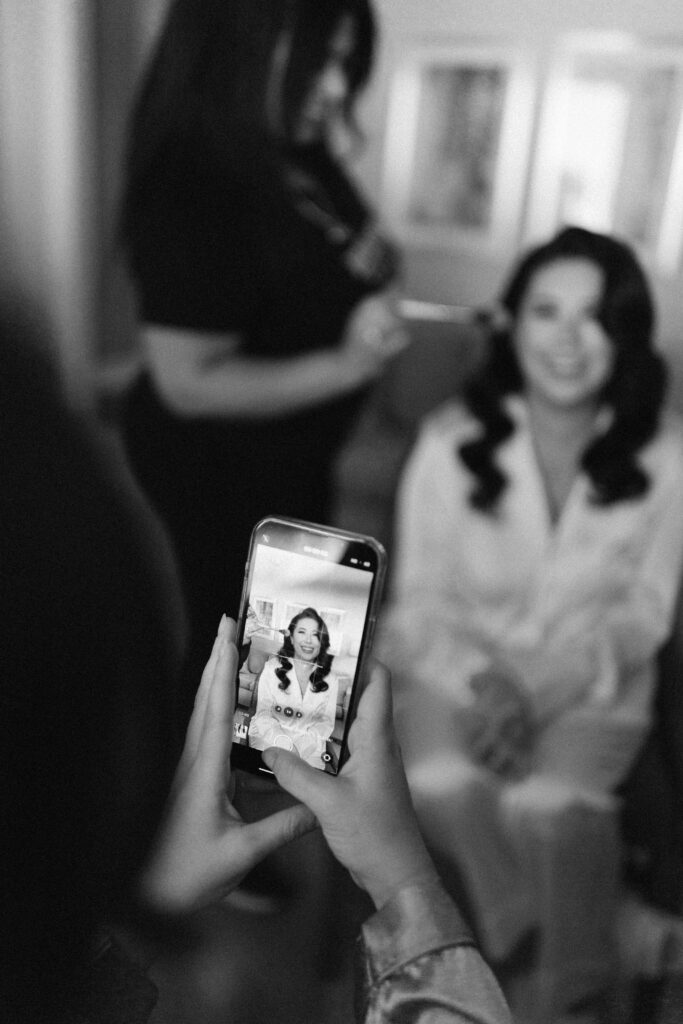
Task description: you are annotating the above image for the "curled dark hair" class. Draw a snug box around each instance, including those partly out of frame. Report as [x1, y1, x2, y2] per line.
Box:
[276, 607, 334, 692]
[120, 0, 376, 244]
[459, 226, 667, 512]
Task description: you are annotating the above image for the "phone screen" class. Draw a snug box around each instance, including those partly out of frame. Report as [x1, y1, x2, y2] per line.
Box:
[230, 517, 385, 777]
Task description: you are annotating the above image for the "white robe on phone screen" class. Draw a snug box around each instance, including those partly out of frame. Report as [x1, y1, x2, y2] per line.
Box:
[248, 656, 338, 768]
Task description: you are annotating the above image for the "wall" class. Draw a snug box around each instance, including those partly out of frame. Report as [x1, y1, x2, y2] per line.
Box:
[3, 1, 683, 402]
[0, 1, 98, 405]
[353, 0, 683, 403]
[0, 0, 166, 402]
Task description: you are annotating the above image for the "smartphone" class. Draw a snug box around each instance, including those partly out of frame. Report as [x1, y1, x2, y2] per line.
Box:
[230, 516, 386, 778]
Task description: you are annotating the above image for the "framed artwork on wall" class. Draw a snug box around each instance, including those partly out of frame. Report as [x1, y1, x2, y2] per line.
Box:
[380, 42, 536, 250]
[524, 36, 683, 275]
[320, 607, 347, 655]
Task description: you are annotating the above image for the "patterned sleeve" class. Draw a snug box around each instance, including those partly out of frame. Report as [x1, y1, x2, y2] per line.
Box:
[357, 879, 512, 1024]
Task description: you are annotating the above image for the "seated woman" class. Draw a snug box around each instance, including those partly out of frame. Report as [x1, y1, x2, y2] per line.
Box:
[249, 607, 339, 768]
[377, 226, 683, 1023]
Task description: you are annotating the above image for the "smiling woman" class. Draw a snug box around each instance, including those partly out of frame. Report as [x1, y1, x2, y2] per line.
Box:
[512, 258, 614, 413]
[459, 226, 665, 513]
[248, 608, 339, 768]
[291, 616, 323, 667]
[509, 256, 616, 518]
[377, 226, 683, 1021]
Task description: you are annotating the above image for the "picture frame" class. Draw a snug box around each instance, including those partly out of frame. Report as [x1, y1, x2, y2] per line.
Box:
[524, 36, 683, 275]
[380, 41, 536, 251]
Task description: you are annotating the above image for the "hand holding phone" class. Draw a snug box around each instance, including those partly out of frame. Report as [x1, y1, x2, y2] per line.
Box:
[138, 616, 316, 915]
[262, 663, 438, 910]
[231, 518, 386, 778]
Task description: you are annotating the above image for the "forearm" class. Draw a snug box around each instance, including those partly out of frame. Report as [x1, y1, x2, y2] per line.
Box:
[142, 325, 369, 419]
[358, 878, 512, 1024]
[298, 725, 332, 755]
[248, 712, 283, 746]
[171, 350, 366, 418]
[290, 710, 336, 761]
[306, 700, 338, 743]
[378, 600, 484, 703]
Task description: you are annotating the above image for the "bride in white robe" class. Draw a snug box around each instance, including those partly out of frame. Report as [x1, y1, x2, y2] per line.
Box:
[378, 227, 683, 1023]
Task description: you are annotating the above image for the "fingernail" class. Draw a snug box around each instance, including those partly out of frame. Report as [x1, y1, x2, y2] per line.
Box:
[261, 749, 275, 768]
[217, 613, 228, 636]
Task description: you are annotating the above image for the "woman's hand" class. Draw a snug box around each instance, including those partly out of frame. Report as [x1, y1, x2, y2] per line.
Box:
[339, 292, 410, 384]
[459, 666, 535, 779]
[262, 663, 438, 910]
[139, 617, 316, 915]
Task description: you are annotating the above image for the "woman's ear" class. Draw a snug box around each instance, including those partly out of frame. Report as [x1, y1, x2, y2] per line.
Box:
[484, 302, 512, 333]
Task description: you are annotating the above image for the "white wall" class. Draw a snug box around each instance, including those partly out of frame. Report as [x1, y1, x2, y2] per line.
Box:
[0, 1, 166, 402]
[0, 1, 98, 405]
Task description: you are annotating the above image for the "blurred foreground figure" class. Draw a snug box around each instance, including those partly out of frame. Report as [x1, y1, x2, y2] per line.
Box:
[0, 293, 510, 1024]
[378, 227, 683, 1023]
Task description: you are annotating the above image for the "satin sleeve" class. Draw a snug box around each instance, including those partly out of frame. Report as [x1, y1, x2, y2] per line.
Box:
[357, 879, 512, 1024]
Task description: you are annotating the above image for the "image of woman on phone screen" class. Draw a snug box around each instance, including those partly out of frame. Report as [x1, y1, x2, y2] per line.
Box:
[249, 608, 339, 768]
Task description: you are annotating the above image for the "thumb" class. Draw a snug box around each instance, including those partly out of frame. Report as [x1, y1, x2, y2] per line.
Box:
[237, 802, 318, 864]
[262, 747, 332, 815]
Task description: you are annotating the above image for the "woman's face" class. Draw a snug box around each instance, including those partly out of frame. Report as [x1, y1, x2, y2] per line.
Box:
[512, 257, 615, 412]
[294, 15, 356, 143]
[291, 617, 322, 662]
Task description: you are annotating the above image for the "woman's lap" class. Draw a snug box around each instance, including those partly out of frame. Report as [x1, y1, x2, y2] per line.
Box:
[531, 704, 649, 800]
[403, 712, 629, 978]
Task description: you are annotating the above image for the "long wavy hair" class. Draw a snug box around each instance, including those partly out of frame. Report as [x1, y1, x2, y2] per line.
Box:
[120, 0, 376, 245]
[459, 226, 667, 512]
[276, 607, 334, 692]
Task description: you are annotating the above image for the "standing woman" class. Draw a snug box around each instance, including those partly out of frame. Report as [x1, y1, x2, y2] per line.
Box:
[119, 0, 403, 711]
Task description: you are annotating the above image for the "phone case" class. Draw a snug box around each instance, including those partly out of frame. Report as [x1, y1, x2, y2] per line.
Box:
[230, 516, 386, 778]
